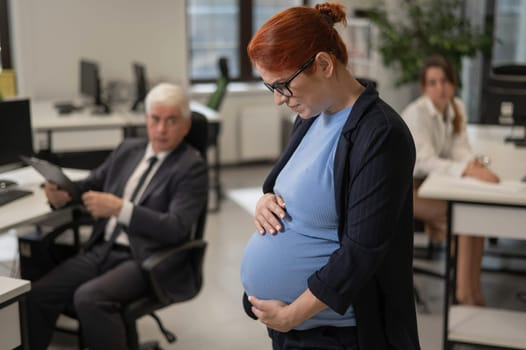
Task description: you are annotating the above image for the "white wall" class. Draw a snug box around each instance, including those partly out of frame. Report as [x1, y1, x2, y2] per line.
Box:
[9, 0, 188, 100]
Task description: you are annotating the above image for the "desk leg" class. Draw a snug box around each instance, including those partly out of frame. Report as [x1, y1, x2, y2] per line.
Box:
[46, 130, 52, 152]
[443, 202, 452, 350]
[19, 296, 29, 350]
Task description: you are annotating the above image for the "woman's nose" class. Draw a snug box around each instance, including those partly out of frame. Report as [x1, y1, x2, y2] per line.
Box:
[273, 90, 287, 105]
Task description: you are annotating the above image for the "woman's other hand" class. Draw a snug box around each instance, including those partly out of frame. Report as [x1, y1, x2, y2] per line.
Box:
[254, 193, 286, 235]
[248, 296, 294, 332]
[463, 160, 500, 183]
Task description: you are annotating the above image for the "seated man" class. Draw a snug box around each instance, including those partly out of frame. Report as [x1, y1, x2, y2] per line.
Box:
[26, 83, 208, 350]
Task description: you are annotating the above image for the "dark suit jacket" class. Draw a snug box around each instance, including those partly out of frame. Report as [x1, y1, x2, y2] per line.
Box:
[263, 82, 420, 349]
[76, 138, 208, 296]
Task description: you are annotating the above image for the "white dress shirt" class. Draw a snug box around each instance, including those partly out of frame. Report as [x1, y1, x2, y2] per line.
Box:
[104, 143, 170, 246]
[401, 95, 474, 178]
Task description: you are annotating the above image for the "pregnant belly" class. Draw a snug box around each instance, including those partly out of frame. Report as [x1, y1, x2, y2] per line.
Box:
[240, 229, 339, 303]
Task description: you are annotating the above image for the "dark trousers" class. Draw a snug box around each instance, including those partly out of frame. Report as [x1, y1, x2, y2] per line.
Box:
[268, 326, 359, 350]
[26, 243, 148, 350]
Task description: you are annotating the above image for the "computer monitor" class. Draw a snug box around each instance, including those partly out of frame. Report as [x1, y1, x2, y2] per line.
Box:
[481, 64, 526, 146]
[131, 62, 148, 112]
[0, 99, 34, 169]
[80, 59, 110, 114]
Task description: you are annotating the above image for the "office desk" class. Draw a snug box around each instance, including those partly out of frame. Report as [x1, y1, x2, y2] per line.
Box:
[0, 167, 88, 232]
[31, 101, 218, 150]
[31, 100, 223, 210]
[418, 125, 526, 350]
[0, 276, 31, 350]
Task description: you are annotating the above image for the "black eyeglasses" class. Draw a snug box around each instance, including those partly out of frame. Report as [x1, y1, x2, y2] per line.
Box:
[263, 56, 315, 97]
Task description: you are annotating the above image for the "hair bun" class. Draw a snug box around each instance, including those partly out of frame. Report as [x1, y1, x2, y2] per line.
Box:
[315, 2, 347, 26]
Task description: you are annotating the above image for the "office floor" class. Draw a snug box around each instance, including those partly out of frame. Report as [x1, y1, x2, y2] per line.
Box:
[1, 163, 526, 349]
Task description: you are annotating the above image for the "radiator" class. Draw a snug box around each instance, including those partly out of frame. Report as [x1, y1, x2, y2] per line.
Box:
[238, 104, 281, 161]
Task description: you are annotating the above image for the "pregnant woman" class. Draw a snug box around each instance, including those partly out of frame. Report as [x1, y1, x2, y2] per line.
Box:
[240, 3, 420, 350]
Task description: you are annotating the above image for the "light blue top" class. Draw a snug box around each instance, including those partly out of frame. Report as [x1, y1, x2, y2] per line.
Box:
[241, 106, 355, 330]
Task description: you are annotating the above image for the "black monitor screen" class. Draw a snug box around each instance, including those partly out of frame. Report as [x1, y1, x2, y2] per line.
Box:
[79, 59, 110, 114]
[481, 64, 526, 146]
[80, 59, 99, 99]
[131, 62, 148, 111]
[482, 65, 526, 125]
[0, 99, 34, 167]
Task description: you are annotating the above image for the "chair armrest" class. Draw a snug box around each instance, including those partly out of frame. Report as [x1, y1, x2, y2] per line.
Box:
[141, 240, 207, 304]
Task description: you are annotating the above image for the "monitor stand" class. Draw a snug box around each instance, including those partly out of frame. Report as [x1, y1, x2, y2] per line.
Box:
[92, 102, 111, 115]
[130, 99, 145, 113]
[504, 123, 526, 147]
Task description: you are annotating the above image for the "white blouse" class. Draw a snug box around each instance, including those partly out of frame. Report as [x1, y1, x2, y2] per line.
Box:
[402, 95, 474, 178]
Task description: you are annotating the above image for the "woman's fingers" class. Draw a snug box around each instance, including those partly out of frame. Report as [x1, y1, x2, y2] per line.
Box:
[254, 194, 286, 234]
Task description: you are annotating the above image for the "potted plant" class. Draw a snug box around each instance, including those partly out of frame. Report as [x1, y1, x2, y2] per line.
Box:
[367, 0, 493, 86]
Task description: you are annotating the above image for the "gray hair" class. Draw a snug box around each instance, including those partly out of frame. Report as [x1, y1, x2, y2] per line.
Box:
[145, 83, 191, 119]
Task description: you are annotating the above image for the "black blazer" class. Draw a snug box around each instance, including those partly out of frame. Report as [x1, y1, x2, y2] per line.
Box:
[263, 82, 420, 349]
[77, 138, 208, 295]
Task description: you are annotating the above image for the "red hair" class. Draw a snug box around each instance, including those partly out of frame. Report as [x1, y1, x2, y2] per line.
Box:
[247, 2, 348, 74]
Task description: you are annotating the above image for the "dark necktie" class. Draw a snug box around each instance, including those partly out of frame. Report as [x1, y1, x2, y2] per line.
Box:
[101, 155, 158, 258]
[129, 156, 159, 203]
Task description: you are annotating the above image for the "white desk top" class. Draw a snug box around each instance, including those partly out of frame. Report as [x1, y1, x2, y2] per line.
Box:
[31, 100, 220, 131]
[0, 167, 89, 232]
[31, 101, 129, 130]
[418, 125, 526, 206]
[418, 175, 526, 206]
[466, 124, 526, 181]
[0, 276, 31, 304]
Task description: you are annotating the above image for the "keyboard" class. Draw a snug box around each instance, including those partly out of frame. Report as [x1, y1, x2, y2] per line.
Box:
[0, 188, 33, 207]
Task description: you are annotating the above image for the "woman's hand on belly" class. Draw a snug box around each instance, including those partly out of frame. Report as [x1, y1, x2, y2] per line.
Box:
[254, 193, 287, 235]
[248, 289, 327, 332]
[248, 295, 294, 332]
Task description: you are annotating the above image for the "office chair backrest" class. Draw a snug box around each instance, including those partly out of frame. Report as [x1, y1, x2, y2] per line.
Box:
[185, 111, 209, 162]
[183, 109, 208, 248]
[206, 57, 230, 111]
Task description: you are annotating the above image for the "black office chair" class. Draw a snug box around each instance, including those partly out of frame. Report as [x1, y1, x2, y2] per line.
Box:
[26, 111, 210, 350]
[206, 57, 230, 212]
[121, 110, 209, 350]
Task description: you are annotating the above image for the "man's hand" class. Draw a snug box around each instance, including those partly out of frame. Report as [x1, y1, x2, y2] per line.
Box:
[44, 182, 71, 208]
[82, 191, 123, 219]
[254, 193, 286, 235]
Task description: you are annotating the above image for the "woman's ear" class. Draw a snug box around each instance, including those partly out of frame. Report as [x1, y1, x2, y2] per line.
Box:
[315, 52, 335, 77]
